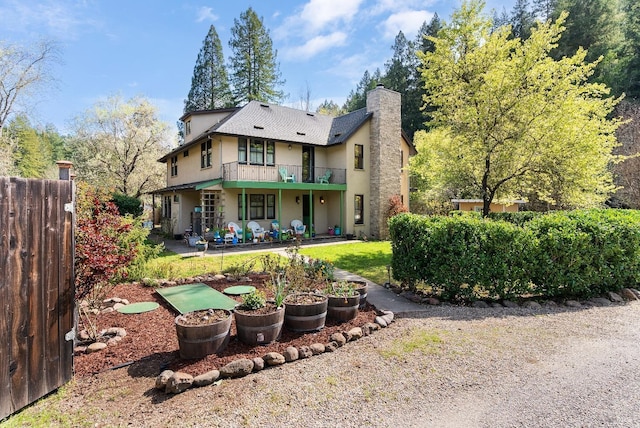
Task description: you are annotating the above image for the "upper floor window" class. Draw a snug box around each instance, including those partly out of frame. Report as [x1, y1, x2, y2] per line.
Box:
[170, 156, 178, 176]
[185, 120, 191, 136]
[183, 150, 189, 157]
[201, 140, 212, 168]
[238, 138, 247, 164]
[240, 139, 275, 166]
[354, 194, 364, 224]
[354, 144, 364, 169]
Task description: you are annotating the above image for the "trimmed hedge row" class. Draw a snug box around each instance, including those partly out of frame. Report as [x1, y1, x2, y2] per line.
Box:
[389, 210, 640, 301]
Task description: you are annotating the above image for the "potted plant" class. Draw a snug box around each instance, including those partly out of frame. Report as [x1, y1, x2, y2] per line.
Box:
[325, 281, 360, 322]
[233, 289, 284, 345]
[175, 309, 232, 359]
[195, 238, 208, 251]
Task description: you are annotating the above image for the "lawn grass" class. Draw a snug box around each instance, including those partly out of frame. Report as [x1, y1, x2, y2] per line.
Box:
[137, 241, 392, 285]
[299, 241, 392, 285]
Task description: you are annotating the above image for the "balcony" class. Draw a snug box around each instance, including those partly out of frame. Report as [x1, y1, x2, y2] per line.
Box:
[222, 162, 346, 186]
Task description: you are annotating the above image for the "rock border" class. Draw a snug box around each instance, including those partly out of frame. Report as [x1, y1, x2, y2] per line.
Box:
[386, 285, 640, 310]
[154, 310, 394, 394]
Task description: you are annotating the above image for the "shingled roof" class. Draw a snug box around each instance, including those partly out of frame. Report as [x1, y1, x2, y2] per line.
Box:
[160, 101, 373, 162]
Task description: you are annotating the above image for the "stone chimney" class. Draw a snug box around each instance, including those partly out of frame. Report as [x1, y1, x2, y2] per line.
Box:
[366, 84, 401, 239]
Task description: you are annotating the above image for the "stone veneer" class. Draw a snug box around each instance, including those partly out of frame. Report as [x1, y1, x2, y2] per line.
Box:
[366, 85, 402, 240]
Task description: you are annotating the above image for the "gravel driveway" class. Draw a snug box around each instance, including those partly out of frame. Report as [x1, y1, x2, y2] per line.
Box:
[12, 300, 640, 427]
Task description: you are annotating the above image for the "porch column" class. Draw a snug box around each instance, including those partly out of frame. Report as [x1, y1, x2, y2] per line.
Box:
[278, 188, 282, 241]
[308, 189, 313, 238]
[340, 190, 344, 235]
[241, 188, 246, 243]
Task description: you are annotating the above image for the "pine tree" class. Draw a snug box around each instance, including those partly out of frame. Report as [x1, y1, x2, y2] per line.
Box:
[532, 0, 557, 21]
[620, 0, 640, 99]
[342, 69, 382, 112]
[184, 25, 233, 113]
[228, 7, 284, 104]
[510, 0, 536, 39]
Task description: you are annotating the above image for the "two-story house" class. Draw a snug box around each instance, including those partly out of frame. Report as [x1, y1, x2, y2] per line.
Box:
[155, 85, 414, 241]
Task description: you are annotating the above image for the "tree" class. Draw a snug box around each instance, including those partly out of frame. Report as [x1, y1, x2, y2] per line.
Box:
[184, 25, 233, 113]
[0, 40, 58, 135]
[620, 0, 640, 99]
[510, 0, 536, 39]
[5, 115, 50, 178]
[69, 95, 172, 198]
[228, 7, 284, 104]
[552, 0, 624, 94]
[412, 0, 623, 217]
[343, 69, 382, 112]
[611, 100, 640, 208]
[532, 0, 557, 21]
[316, 99, 344, 116]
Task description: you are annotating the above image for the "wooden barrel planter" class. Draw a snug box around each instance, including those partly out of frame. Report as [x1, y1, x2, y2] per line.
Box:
[283, 293, 328, 332]
[349, 280, 368, 308]
[234, 304, 284, 345]
[175, 309, 232, 359]
[327, 294, 360, 322]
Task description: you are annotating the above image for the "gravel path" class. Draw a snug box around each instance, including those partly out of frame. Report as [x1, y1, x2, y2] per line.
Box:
[13, 301, 640, 427]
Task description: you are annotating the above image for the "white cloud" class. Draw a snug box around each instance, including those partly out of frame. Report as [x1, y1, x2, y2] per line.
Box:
[283, 32, 348, 60]
[299, 0, 364, 32]
[370, 0, 435, 15]
[195, 6, 218, 23]
[381, 10, 434, 39]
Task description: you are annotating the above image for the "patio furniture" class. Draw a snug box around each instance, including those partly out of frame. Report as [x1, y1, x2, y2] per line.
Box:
[226, 222, 243, 243]
[247, 221, 266, 241]
[279, 167, 295, 183]
[291, 219, 306, 237]
[316, 169, 332, 184]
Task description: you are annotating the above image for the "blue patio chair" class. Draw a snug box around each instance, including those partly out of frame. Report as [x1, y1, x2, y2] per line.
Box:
[316, 169, 332, 184]
[279, 167, 295, 183]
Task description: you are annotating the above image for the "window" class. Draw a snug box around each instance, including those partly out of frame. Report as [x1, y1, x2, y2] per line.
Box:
[354, 194, 364, 224]
[354, 144, 364, 169]
[238, 193, 276, 220]
[266, 141, 275, 166]
[183, 150, 189, 157]
[170, 156, 178, 176]
[250, 140, 264, 165]
[267, 194, 275, 219]
[238, 138, 247, 164]
[163, 196, 172, 218]
[185, 120, 191, 136]
[201, 140, 212, 168]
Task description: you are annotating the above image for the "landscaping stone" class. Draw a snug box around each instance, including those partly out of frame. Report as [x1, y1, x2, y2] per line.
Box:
[310, 343, 325, 355]
[631, 289, 640, 299]
[165, 372, 193, 394]
[325, 342, 338, 352]
[607, 292, 624, 303]
[263, 352, 285, 366]
[87, 342, 107, 353]
[542, 300, 558, 308]
[155, 370, 174, 390]
[348, 327, 363, 340]
[565, 300, 582, 308]
[193, 370, 220, 387]
[252, 357, 265, 371]
[213, 274, 226, 281]
[502, 300, 519, 308]
[472, 301, 489, 308]
[283, 347, 299, 362]
[375, 316, 387, 328]
[220, 359, 254, 378]
[330, 333, 346, 347]
[298, 346, 313, 359]
[424, 297, 440, 305]
[523, 301, 542, 310]
[621, 288, 638, 301]
[490, 302, 504, 308]
[380, 313, 394, 325]
[589, 297, 612, 307]
[342, 330, 352, 342]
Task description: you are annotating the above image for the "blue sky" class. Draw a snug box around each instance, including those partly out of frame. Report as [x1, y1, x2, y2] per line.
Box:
[0, 0, 514, 136]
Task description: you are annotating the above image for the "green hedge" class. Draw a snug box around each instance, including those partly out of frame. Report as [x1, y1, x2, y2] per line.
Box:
[389, 210, 640, 301]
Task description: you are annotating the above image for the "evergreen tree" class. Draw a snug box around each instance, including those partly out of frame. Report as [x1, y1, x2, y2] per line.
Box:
[620, 0, 640, 99]
[316, 99, 344, 116]
[532, 0, 557, 21]
[416, 15, 443, 132]
[342, 69, 382, 112]
[184, 25, 233, 113]
[228, 7, 284, 104]
[510, 0, 536, 39]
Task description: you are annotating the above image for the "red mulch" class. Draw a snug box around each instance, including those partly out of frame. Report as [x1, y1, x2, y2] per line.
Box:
[74, 276, 378, 378]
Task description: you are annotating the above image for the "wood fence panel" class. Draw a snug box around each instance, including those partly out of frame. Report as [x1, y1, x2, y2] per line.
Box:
[0, 177, 74, 420]
[0, 178, 11, 419]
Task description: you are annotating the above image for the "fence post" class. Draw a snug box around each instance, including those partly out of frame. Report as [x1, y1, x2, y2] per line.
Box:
[56, 160, 73, 181]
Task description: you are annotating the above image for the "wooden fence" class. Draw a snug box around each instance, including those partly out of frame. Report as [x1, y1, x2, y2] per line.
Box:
[0, 176, 75, 420]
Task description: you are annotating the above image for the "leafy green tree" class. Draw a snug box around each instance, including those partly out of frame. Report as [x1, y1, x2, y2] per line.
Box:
[228, 7, 284, 104]
[413, 0, 623, 217]
[69, 95, 171, 198]
[5, 115, 50, 178]
[184, 25, 233, 113]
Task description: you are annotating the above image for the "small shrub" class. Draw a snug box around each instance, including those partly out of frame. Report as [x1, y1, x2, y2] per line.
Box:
[241, 290, 266, 310]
